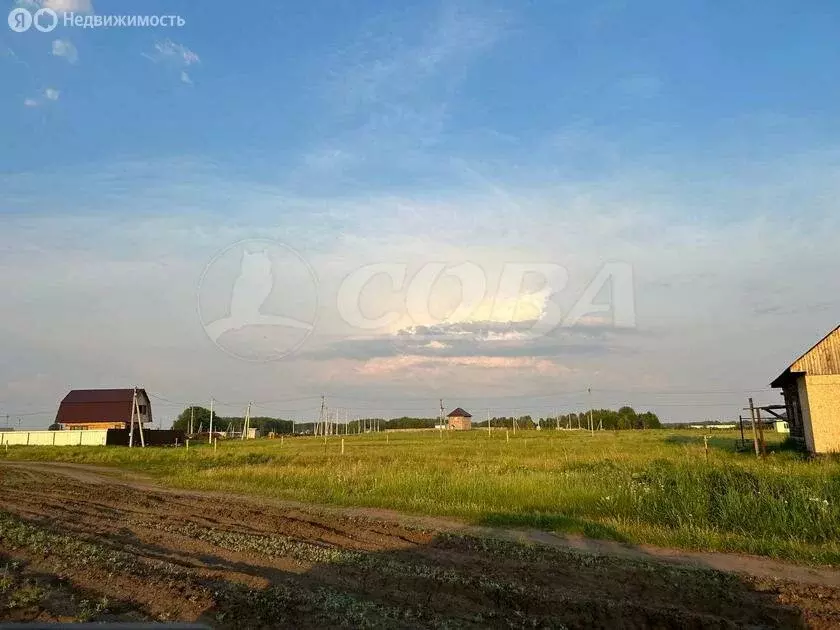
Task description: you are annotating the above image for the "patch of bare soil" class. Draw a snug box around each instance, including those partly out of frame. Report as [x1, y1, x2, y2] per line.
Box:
[0, 463, 838, 628]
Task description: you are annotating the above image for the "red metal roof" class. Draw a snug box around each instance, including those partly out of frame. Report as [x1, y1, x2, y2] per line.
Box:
[447, 407, 472, 418]
[56, 389, 149, 425]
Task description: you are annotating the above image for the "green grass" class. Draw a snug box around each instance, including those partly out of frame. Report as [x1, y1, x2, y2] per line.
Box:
[4, 429, 840, 565]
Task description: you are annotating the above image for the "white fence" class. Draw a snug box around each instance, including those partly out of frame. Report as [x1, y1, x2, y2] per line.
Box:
[0, 430, 108, 446]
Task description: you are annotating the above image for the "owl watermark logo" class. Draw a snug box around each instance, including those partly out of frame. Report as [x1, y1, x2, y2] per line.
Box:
[197, 239, 319, 362]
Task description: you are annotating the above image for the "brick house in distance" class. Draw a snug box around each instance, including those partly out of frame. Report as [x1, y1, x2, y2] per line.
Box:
[56, 388, 152, 430]
[447, 408, 472, 431]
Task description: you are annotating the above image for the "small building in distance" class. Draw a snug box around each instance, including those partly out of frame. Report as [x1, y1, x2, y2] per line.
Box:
[56, 388, 152, 430]
[771, 325, 840, 453]
[447, 408, 472, 431]
[774, 420, 790, 434]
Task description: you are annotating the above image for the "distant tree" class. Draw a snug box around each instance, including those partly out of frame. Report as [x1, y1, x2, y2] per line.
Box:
[544, 407, 663, 431]
[381, 417, 436, 430]
[47, 422, 61, 431]
[518, 415, 536, 429]
[173, 408, 296, 434]
[614, 406, 632, 429]
[637, 411, 661, 429]
[173, 406, 211, 432]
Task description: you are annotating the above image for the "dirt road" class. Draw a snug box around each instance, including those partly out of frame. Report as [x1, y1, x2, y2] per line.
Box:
[0, 462, 838, 628]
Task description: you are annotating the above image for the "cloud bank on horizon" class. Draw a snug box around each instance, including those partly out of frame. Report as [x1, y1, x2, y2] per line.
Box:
[2, 0, 839, 425]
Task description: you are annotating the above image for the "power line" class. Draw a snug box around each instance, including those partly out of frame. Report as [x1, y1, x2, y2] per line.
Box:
[0, 410, 54, 417]
[146, 391, 323, 407]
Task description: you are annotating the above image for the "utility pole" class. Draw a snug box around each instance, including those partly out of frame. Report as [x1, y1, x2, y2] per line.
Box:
[755, 404, 767, 458]
[588, 388, 594, 436]
[319, 395, 326, 438]
[487, 409, 491, 436]
[189, 406, 194, 435]
[439, 399, 445, 432]
[746, 398, 761, 457]
[129, 387, 145, 448]
[208, 397, 214, 444]
[241, 402, 251, 440]
[128, 389, 136, 448]
[136, 388, 145, 447]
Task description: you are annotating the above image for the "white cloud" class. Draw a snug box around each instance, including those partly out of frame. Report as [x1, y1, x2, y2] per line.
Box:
[16, 0, 93, 13]
[52, 39, 78, 64]
[144, 39, 200, 67]
[43, 0, 93, 13]
[331, 4, 505, 112]
[144, 40, 200, 85]
[22, 89, 59, 107]
[357, 355, 566, 375]
[313, 4, 507, 172]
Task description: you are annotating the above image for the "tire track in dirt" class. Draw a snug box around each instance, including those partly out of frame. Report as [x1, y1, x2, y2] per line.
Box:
[1, 461, 839, 628]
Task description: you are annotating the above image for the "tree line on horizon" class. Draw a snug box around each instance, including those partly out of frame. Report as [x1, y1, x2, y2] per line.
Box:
[172, 405, 661, 433]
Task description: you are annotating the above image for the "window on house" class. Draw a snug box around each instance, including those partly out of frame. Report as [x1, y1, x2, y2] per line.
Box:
[138, 405, 147, 415]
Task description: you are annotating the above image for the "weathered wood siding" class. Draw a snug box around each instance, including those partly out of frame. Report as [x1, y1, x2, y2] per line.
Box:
[792, 326, 840, 376]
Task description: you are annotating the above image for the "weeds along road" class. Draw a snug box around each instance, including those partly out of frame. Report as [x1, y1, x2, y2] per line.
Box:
[0, 462, 839, 628]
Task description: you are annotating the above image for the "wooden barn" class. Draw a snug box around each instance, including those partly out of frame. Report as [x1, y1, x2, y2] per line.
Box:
[447, 408, 472, 431]
[771, 325, 840, 453]
[56, 388, 152, 430]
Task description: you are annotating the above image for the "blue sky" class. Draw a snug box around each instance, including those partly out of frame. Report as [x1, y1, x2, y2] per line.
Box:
[1, 0, 839, 426]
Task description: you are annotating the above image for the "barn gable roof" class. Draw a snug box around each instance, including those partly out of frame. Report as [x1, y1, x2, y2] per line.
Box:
[447, 407, 472, 418]
[56, 388, 149, 425]
[771, 325, 840, 388]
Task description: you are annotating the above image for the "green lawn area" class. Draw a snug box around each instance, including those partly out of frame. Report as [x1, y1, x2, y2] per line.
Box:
[4, 428, 839, 565]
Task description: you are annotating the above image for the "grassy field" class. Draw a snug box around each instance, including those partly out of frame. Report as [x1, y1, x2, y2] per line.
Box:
[4, 429, 840, 566]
